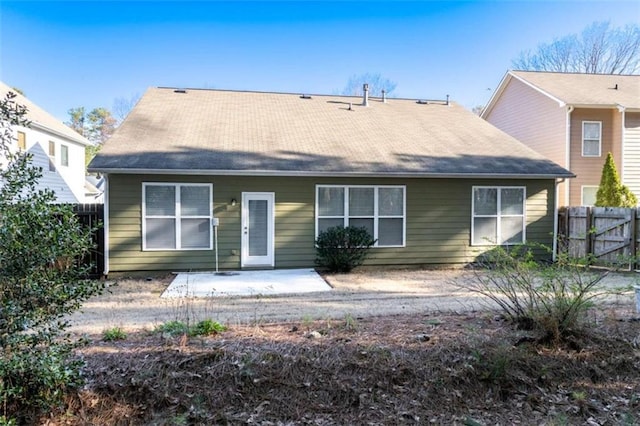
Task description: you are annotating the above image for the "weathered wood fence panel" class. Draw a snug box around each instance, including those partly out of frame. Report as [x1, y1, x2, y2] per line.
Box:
[558, 206, 636, 269]
[72, 203, 104, 278]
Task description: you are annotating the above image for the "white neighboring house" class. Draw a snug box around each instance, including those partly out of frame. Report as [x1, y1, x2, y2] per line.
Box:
[1, 81, 91, 203]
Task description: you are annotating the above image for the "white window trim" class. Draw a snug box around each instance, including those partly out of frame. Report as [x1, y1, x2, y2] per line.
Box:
[48, 141, 56, 172]
[471, 186, 526, 246]
[581, 185, 599, 206]
[315, 184, 406, 248]
[60, 144, 69, 167]
[582, 121, 602, 157]
[17, 130, 26, 150]
[142, 182, 213, 251]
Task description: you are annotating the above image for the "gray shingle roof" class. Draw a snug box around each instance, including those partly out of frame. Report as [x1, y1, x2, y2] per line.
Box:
[89, 87, 572, 178]
[0, 81, 91, 145]
[510, 71, 640, 109]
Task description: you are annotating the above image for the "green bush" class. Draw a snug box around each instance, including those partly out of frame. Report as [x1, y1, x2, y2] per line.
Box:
[315, 226, 376, 273]
[465, 243, 615, 343]
[191, 319, 226, 336]
[0, 91, 104, 423]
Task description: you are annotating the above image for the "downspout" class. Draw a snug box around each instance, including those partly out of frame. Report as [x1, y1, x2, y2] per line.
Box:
[103, 174, 109, 276]
[565, 105, 574, 206]
[553, 178, 564, 262]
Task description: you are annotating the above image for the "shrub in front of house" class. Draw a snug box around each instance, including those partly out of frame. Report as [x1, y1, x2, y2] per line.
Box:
[315, 226, 376, 273]
[463, 243, 620, 344]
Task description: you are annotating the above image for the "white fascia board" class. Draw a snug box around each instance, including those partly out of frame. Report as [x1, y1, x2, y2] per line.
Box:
[480, 70, 511, 119]
[508, 73, 566, 107]
[30, 122, 92, 146]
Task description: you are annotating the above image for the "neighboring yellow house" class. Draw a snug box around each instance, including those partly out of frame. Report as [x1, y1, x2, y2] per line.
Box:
[482, 71, 640, 206]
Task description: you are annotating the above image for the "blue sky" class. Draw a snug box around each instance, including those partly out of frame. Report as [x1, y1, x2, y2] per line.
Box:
[1, 1, 638, 122]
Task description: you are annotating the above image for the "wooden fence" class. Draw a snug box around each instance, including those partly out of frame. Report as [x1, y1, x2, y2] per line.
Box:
[557, 206, 637, 269]
[72, 203, 104, 278]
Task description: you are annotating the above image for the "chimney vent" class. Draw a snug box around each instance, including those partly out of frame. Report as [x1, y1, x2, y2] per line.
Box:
[362, 83, 369, 107]
[382, 89, 387, 103]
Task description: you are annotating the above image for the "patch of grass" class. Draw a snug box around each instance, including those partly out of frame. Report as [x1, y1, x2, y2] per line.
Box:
[191, 319, 227, 336]
[155, 320, 190, 336]
[301, 314, 314, 330]
[102, 327, 127, 341]
[154, 319, 227, 337]
[343, 313, 358, 330]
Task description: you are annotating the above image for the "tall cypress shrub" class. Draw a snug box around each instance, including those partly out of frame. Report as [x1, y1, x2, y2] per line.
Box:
[595, 152, 637, 207]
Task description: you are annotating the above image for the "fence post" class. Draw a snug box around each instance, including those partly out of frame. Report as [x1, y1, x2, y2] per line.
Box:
[633, 207, 638, 271]
[585, 206, 592, 258]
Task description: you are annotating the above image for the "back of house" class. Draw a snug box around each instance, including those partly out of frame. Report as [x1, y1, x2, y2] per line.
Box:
[89, 85, 572, 274]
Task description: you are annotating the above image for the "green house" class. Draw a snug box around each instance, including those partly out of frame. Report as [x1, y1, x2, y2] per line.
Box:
[88, 86, 573, 274]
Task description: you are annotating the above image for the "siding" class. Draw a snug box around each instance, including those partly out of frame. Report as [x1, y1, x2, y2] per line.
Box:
[569, 109, 617, 206]
[485, 78, 567, 166]
[28, 143, 79, 203]
[10, 125, 87, 202]
[108, 175, 555, 272]
[484, 77, 567, 205]
[623, 112, 640, 201]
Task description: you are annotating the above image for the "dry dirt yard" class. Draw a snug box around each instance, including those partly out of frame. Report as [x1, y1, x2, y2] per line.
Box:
[67, 268, 638, 334]
[67, 269, 487, 334]
[47, 269, 640, 425]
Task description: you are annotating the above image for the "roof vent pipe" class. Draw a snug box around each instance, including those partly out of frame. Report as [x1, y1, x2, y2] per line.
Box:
[382, 89, 386, 103]
[362, 83, 369, 107]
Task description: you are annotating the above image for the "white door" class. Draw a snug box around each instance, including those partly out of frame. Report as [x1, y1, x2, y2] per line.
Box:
[241, 192, 275, 267]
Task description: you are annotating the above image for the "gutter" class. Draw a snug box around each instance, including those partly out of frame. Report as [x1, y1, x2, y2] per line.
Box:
[87, 168, 575, 180]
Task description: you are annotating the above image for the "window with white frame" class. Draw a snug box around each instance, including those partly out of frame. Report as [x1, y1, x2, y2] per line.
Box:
[60, 144, 69, 166]
[142, 183, 213, 250]
[17, 131, 26, 150]
[581, 186, 598, 206]
[48, 141, 56, 172]
[316, 185, 405, 247]
[582, 121, 601, 157]
[472, 186, 525, 246]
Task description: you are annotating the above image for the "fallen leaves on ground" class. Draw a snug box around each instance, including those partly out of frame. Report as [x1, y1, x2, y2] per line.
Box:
[45, 307, 640, 425]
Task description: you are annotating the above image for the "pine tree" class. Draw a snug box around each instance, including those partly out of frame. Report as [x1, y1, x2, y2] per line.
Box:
[595, 152, 638, 207]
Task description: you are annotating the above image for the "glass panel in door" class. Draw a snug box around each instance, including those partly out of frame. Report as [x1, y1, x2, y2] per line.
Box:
[249, 199, 268, 256]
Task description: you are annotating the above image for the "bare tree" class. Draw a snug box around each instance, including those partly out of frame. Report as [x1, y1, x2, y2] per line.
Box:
[341, 73, 397, 97]
[112, 93, 140, 122]
[471, 105, 484, 116]
[513, 21, 640, 74]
